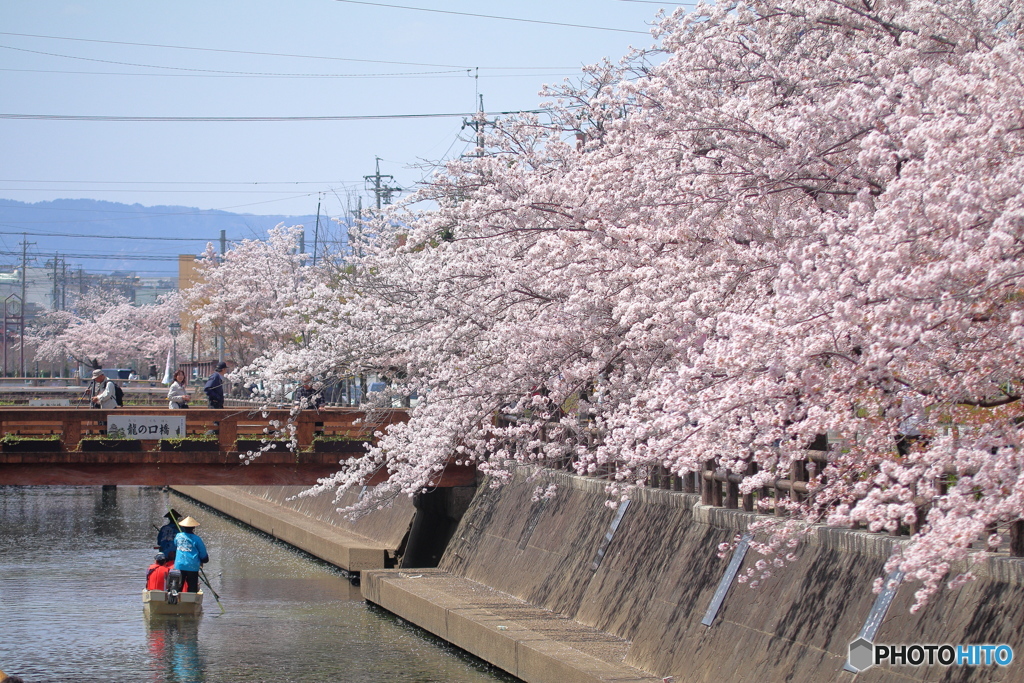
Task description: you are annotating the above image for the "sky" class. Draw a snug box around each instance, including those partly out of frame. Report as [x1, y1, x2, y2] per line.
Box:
[1, 0, 693, 225]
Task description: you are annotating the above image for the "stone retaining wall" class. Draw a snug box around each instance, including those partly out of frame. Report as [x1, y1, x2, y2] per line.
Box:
[173, 473, 1024, 682]
[439, 470, 1024, 682]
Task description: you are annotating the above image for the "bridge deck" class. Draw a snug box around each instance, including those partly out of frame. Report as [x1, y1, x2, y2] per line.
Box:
[0, 407, 475, 486]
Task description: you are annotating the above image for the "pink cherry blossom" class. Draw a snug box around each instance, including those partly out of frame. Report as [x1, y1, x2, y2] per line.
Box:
[174, 0, 1024, 611]
[30, 290, 182, 369]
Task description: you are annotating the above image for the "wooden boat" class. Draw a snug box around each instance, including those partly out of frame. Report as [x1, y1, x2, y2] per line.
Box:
[142, 588, 204, 615]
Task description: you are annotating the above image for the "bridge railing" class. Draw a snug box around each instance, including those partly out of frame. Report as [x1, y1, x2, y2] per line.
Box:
[0, 407, 407, 453]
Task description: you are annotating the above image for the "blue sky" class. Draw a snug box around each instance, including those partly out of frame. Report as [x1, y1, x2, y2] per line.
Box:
[1, 0, 691, 222]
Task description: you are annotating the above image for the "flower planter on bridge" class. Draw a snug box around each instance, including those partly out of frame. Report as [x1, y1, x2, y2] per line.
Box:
[159, 438, 220, 452]
[79, 438, 143, 452]
[0, 437, 62, 453]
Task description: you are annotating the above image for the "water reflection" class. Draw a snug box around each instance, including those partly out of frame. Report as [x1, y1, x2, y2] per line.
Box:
[146, 616, 205, 683]
[0, 486, 516, 683]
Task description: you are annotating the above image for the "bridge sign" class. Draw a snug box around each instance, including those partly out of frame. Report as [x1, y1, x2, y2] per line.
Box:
[107, 415, 186, 439]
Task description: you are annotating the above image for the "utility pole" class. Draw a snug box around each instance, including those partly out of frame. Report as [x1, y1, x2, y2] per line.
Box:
[364, 157, 400, 210]
[349, 195, 363, 258]
[48, 253, 67, 311]
[45, 253, 62, 376]
[51, 254, 59, 310]
[19, 235, 35, 377]
[312, 194, 321, 266]
[462, 93, 493, 157]
[217, 230, 226, 364]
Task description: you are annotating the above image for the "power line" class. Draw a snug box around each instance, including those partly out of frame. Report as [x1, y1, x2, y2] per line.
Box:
[0, 187, 340, 194]
[0, 250, 182, 262]
[0, 67, 485, 79]
[0, 45, 469, 78]
[0, 31, 471, 69]
[0, 191, 346, 219]
[0, 229, 221, 241]
[0, 67, 578, 80]
[0, 31, 582, 70]
[0, 180, 362, 186]
[333, 0, 651, 35]
[0, 110, 545, 122]
[0, 193, 331, 223]
[0, 193, 345, 219]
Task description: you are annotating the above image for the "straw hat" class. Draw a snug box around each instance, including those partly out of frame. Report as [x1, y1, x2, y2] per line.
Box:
[178, 516, 200, 528]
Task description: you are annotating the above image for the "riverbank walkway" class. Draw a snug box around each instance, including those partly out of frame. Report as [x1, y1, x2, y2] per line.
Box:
[363, 569, 662, 683]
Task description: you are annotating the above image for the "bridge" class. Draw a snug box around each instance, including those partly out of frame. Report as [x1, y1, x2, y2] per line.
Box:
[0, 407, 475, 487]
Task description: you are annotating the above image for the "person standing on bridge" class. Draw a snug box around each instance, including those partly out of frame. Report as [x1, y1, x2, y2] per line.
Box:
[293, 374, 324, 410]
[204, 362, 228, 409]
[173, 516, 209, 594]
[168, 370, 190, 409]
[90, 369, 118, 409]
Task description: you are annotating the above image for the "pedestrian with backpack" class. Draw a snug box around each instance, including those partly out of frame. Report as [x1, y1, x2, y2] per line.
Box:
[90, 368, 120, 409]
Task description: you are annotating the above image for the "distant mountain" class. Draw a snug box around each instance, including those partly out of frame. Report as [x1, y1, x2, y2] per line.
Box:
[0, 199, 345, 277]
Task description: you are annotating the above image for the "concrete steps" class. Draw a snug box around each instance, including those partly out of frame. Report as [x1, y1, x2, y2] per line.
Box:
[363, 568, 663, 683]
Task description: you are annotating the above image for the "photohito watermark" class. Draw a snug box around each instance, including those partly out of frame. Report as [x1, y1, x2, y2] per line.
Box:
[847, 638, 1014, 673]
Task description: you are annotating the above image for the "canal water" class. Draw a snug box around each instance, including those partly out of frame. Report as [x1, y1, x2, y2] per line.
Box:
[0, 486, 517, 683]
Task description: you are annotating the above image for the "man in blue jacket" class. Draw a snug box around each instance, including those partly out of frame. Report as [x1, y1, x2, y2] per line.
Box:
[173, 516, 210, 593]
[204, 361, 228, 409]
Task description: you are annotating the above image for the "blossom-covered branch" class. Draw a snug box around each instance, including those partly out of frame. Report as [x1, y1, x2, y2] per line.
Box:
[241, 0, 1024, 610]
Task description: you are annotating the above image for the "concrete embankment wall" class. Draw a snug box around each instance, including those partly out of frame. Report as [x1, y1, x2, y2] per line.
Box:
[221, 485, 414, 550]
[171, 485, 416, 571]
[438, 470, 1024, 683]
[173, 475, 1024, 682]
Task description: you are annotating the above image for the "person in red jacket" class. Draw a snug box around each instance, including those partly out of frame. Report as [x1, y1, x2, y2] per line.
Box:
[146, 552, 172, 591]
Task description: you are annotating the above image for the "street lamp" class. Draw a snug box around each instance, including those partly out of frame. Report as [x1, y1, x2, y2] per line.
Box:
[169, 321, 181, 379]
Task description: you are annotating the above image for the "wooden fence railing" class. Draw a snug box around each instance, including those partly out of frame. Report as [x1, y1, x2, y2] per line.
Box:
[495, 415, 1024, 558]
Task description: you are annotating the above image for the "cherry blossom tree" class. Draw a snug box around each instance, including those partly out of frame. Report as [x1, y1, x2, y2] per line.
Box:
[241, 0, 1024, 609]
[180, 226, 320, 372]
[30, 290, 182, 370]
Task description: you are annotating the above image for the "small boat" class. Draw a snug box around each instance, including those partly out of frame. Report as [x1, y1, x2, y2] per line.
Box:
[142, 588, 204, 615]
